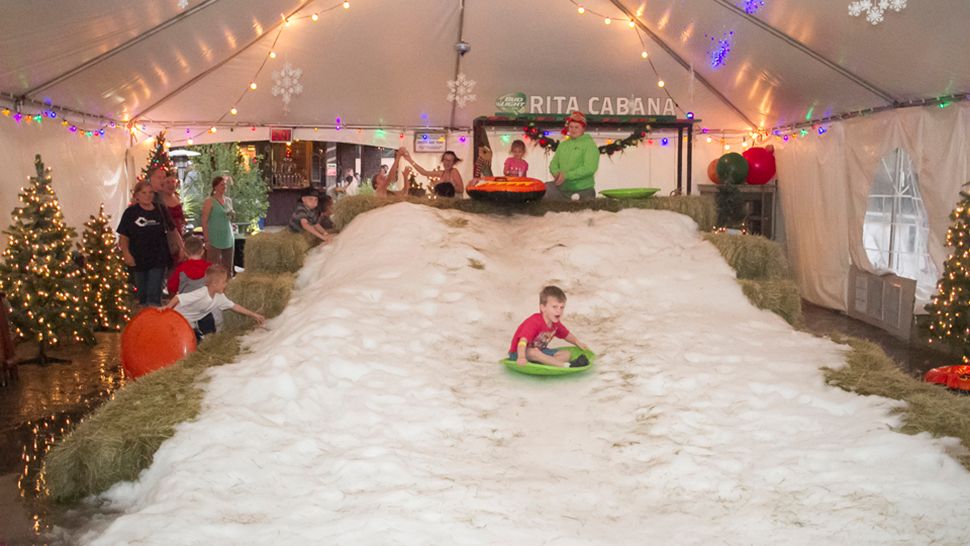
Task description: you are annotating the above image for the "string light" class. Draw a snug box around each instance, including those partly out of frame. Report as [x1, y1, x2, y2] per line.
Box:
[249, 82, 257, 90]
[343, 1, 350, 8]
[230, 107, 238, 115]
[311, 13, 319, 21]
[604, 17, 611, 24]
[269, 51, 277, 59]
[641, 51, 649, 59]
[577, 6, 585, 14]
[657, 80, 665, 87]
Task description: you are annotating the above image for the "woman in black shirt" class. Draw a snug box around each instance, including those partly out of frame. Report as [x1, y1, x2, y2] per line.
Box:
[117, 180, 171, 305]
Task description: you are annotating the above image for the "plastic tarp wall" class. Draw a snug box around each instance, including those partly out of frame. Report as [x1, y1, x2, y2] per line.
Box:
[0, 121, 131, 251]
[776, 103, 970, 312]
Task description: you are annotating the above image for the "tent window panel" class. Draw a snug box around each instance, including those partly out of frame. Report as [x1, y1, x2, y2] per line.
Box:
[861, 148, 938, 304]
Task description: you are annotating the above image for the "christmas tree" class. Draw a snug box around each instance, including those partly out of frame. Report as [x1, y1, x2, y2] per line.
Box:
[927, 183, 970, 364]
[80, 204, 132, 331]
[0, 155, 93, 363]
[140, 131, 176, 182]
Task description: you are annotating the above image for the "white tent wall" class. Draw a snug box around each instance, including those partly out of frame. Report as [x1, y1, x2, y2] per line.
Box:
[0, 120, 131, 252]
[776, 102, 970, 312]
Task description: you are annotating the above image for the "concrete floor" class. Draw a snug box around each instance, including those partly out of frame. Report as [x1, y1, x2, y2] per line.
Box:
[0, 302, 960, 544]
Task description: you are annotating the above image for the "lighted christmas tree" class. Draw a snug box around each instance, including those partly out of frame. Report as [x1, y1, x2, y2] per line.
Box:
[140, 131, 176, 182]
[927, 183, 970, 364]
[80, 204, 132, 331]
[0, 155, 93, 363]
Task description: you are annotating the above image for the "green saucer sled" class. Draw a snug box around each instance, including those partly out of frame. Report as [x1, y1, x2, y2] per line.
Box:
[599, 187, 660, 199]
[501, 347, 595, 376]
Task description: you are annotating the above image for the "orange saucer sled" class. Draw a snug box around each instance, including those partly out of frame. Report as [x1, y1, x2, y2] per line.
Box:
[467, 177, 546, 202]
[924, 365, 970, 392]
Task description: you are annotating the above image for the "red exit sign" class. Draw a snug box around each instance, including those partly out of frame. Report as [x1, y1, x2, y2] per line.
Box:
[270, 128, 293, 143]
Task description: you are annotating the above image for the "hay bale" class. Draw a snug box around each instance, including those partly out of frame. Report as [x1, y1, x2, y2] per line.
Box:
[704, 232, 791, 280]
[243, 230, 315, 274]
[45, 332, 242, 500]
[332, 194, 717, 233]
[824, 336, 970, 470]
[222, 272, 294, 332]
[738, 279, 803, 325]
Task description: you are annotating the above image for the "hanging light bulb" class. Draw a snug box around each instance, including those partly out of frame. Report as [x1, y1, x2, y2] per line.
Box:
[209, 126, 217, 134]
[628, 20, 636, 28]
[311, 13, 319, 21]
[577, 6, 585, 14]
[641, 51, 649, 59]
[230, 107, 238, 116]
[706, 136, 713, 143]
[604, 17, 612, 25]
[269, 51, 277, 59]
[724, 143, 731, 151]
[187, 138, 194, 145]
[249, 82, 257, 90]
[343, 1, 350, 8]
[657, 80, 665, 87]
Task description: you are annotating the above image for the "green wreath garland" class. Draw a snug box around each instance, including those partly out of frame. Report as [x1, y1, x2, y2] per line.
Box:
[523, 124, 652, 156]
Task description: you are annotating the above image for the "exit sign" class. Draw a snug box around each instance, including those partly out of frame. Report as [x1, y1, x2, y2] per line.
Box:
[270, 128, 293, 143]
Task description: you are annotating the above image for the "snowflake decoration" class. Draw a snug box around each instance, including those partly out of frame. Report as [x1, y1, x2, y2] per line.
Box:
[446, 73, 477, 109]
[178, 0, 189, 9]
[848, 0, 907, 25]
[271, 63, 304, 113]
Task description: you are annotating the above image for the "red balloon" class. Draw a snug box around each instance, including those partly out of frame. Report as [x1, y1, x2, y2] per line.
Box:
[742, 146, 776, 185]
[121, 308, 197, 379]
[707, 159, 721, 184]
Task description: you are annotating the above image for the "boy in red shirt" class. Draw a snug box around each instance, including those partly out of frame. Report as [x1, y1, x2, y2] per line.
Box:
[167, 236, 211, 296]
[509, 285, 590, 368]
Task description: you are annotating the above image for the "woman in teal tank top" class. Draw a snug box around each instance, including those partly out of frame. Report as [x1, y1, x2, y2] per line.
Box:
[202, 176, 235, 275]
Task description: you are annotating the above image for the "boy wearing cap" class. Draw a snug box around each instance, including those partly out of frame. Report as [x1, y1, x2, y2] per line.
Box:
[548, 111, 600, 201]
[288, 188, 333, 243]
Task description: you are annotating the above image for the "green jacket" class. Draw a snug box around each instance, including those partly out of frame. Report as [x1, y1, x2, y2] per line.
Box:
[549, 133, 599, 193]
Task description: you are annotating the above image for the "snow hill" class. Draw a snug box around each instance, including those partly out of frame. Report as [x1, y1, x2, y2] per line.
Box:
[86, 203, 970, 545]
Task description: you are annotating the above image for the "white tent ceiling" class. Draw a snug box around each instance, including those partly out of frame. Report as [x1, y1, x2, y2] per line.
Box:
[2, 0, 969, 138]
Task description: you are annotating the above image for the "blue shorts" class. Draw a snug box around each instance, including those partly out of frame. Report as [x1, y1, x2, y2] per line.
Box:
[509, 347, 558, 360]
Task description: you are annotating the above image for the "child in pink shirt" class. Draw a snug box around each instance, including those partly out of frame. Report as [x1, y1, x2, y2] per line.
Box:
[503, 139, 529, 177]
[509, 285, 589, 367]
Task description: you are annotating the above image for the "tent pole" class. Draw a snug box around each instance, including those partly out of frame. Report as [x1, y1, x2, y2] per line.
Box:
[710, 0, 897, 104]
[132, 0, 317, 121]
[609, 0, 758, 129]
[448, 0, 467, 131]
[22, 0, 222, 98]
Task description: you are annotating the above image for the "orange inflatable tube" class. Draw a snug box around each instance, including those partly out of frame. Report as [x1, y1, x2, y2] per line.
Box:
[468, 176, 546, 202]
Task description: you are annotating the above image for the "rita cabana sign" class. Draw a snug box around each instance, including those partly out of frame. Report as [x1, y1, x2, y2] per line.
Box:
[495, 92, 675, 116]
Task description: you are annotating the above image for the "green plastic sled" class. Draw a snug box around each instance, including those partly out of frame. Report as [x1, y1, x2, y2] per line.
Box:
[501, 347, 595, 376]
[599, 187, 660, 199]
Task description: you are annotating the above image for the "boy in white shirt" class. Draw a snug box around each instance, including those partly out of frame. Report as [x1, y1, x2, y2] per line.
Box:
[165, 265, 265, 338]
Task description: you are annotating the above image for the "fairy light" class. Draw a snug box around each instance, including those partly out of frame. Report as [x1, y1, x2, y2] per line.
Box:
[269, 51, 277, 59]
[311, 13, 319, 21]
[343, 1, 350, 8]
[604, 17, 611, 24]
[628, 20, 636, 28]
[230, 107, 238, 115]
[657, 80, 665, 88]
[577, 6, 585, 14]
[249, 82, 257, 90]
[641, 51, 649, 59]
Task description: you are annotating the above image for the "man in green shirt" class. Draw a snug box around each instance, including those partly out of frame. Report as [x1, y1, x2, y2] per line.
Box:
[547, 111, 599, 201]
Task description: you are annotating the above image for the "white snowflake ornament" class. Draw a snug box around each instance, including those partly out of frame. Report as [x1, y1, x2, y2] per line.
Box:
[848, 0, 907, 25]
[446, 73, 477, 109]
[272, 63, 304, 113]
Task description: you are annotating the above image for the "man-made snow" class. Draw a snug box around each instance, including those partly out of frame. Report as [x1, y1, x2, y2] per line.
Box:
[87, 204, 970, 544]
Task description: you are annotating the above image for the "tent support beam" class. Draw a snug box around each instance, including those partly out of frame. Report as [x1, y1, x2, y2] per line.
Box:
[22, 0, 222, 98]
[609, 0, 758, 129]
[710, 0, 897, 104]
[448, 0, 467, 130]
[133, 0, 317, 122]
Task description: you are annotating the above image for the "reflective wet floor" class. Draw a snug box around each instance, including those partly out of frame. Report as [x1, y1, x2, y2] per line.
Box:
[0, 304, 960, 545]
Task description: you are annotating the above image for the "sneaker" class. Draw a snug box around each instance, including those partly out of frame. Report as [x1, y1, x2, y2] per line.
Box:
[569, 355, 589, 368]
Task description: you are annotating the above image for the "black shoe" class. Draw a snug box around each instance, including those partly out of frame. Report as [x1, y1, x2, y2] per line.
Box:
[569, 355, 589, 368]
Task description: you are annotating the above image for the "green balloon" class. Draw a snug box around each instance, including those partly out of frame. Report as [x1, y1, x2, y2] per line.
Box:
[716, 153, 749, 185]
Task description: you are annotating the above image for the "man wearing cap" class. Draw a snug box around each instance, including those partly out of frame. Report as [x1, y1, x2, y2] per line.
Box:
[547, 111, 600, 201]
